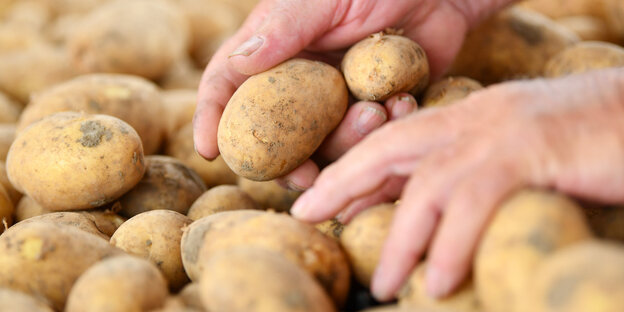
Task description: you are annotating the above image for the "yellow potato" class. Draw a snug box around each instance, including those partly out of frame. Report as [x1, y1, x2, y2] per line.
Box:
[218, 58, 348, 181]
[166, 123, 238, 187]
[7, 112, 146, 211]
[342, 32, 430, 101]
[543, 41, 624, 77]
[237, 177, 301, 212]
[158, 56, 203, 90]
[161, 89, 197, 142]
[65, 255, 169, 312]
[199, 248, 336, 312]
[0, 91, 22, 123]
[110, 210, 193, 291]
[0, 288, 54, 312]
[475, 190, 593, 312]
[16, 212, 112, 240]
[315, 218, 345, 242]
[531, 240, 624, 312]
[18, 73, 165, 154]
[177, 283, 205, 311]
[117, 155, 206, 217]
[2, 1, 51, 32]
[0, 23, 45, 55]
[0, 123, 15, 161]
[187, 185, 259, 220]
[422, 77, 483, 108]
[14, 195, 49, 222]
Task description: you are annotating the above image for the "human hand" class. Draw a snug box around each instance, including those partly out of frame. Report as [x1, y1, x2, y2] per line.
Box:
[193, 0, 512, 189]
[290, 68, 624, 300]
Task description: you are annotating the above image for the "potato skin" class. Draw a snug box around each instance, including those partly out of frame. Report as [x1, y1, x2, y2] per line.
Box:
[604, 0, 624, 43]
[161, 89, 197, 142]
[117, 155, 206, 218]
[237, 177, 301, 212]
[110, 210, 192, 291]
[65, 255, 169, 312]
[0, 288, 54, 312]
[531, 240, 624, 312]
[341, 33, 430, 101]
[0, 222, 123, 310]
[556, 16, 615, 42]
[0, 91, 21, 123]
[187, 185, 259, 220]
[7, 112, 145, 211]
[18, 73, 165, 154]
[450, 7, 579, 85]
[315, 218, 344, 242]
[199, 248, 336, 312]
[340, 203, 394, 287]
[475, 190, 592, 312]
[181, 210, 350, 305]
[218, 58, 348, 181]
[16, 212, 111, 240]
[422, 77, 483, 108]
[543, 41, 624, 77]
[0, 123, 15, 161]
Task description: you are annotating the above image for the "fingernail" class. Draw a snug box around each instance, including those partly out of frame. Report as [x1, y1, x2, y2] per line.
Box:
[425, 265, 452, 298]
[371, 265, 392, 300]
[290, 189, 313, 218]
[286, 180, 307, 192]
[392, 96, 415, 118]
[356, 106, 387, 135]
[229, 36, 264, 57]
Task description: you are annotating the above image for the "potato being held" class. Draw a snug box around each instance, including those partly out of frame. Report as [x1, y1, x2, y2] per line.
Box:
[218, 58, 348, 181]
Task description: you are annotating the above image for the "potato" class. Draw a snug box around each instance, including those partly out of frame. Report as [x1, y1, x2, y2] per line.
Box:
[0, 44, 76, 104]
[66, 255, 168, 312]
[34, 0, 106, 17]
[518, 0, 606, 19]
[398, 262, 481, 312]
[340, 203, 394, 287]
[422, 77, 483, 108]
[449, 7, 579, 85]
[238, 177, 301, 212]
[0, 123, 15, 161]
[0, 23, 45, 55]
[530, 240, 624, 312]
[177, 283, 205, 311]
[3, 1, 51, 31]
[154, 298, 203, 312]
[14, 195, 49, 222]
[82, 208, 126, 237]
[215, 0, 259, 16]
[0, 221, 122, 310]
[0, 91, 22, 122]
[0, 288, 54, 312]
[543, 41, 624, 77]
[315, 218, 344, 242]
[117, 155, 206, 218]
[7, 112, 146, 211]
[166, 123, 238, 187]
[45, 13, 84, 45]
[556, 16, 615, 42]
[16, 212, 112, 240]
[161, 89, 197, 142]
[110, 210, 192, 291]
[604, 0, 624, 43]
[181, 210, 350, 305]
[187, 185, 259, 220]
[0, 160, 21, 204]
[218, 58, 348, 181]
[475, 189, 593, 312]
[158, 56, 203, 90]
[582, 204, 624, 242]
[199, 248, 336, 312]
[0, 184, 13, 233]
[342, 32, 430, 101]
[18, 73, 165, 154]
[67, 0, 189, 80]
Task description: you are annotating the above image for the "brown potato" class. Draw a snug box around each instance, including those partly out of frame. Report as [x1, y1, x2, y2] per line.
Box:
[530, 240, 624, 312]
[237, 177, 301, 212]
[0, 123, 15, 161]
[0, 221, 123, 310]
[422, 77, 483, 108]
[166, 123, 238, 187]
[543, 41, 624, 77]
[7, 112, 146, 211]
[342, 32, 430, 101]
[18, 73, 165, 154]
[187, 185, 259, 220]
[65, 255, 169, 312]
[0, 91, 22, 123]
[340, 203, 394, 287]
[475, 189, 593, 312]
[0, 160, 21, 204]
[181, 210, 350, 305]
[450, 7, 579, 85]
[218, 58, 348, 181]
[0, 288, 54, 312]
[199, 248, 336, 312]
[110, 210, 192, 291]
[315, 218, 345, 242]
[117, 155, 206, 218]
[556, 15, 616, 42]
[398, 262, 481, 312]
[67, 0, 189, 79]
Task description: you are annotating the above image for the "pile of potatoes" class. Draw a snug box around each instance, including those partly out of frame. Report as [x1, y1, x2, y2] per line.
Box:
[0, 0, 623, 311]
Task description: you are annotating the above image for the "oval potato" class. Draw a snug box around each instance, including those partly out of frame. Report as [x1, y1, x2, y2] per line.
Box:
[543, 41, 624, 77]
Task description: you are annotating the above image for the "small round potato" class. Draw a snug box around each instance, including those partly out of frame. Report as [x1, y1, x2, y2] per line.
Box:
[0, 288, 54, 312]
[218, 58, 348, 181]
[67, 0, 189, 79]
[543, 41, 624, 77]
[342, 32, 430, 101]
[117, 155, 206, 218]
[65, 255, 169, 312]
[187, 185, 259, 220]
[422, 76, 483, 108]
[475, 189, 593, 312]
[7, 112, 146, 211]
[200, 248, 336, 312]
[18, 73, 165, 154]
[237, 177, 301, 212]
[340, 203, 394, 287]
[110, 210, 193, 291]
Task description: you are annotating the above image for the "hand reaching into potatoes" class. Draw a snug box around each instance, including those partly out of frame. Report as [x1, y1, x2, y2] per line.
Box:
[194, 0, 513, 189]
[291, 68, 624, 300]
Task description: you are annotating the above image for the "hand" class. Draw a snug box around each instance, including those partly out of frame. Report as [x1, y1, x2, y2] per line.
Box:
[193, 0, 512, 189]
[291, 68, 624, 300]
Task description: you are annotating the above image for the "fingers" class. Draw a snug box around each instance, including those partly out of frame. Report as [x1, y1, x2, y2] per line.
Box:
[276, 159, 319, 191]
[336, 176, 407, 224]
[228, 0, 344, 75]
[384, 93, 418, 120]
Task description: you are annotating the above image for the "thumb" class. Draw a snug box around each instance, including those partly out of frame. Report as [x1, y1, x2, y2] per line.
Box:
[228, 0, 345, 75]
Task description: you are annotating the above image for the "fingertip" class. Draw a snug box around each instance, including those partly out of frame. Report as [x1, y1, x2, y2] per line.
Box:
[424, 264, 454, 299]
[279, 160, 319, 192]
[192, 103, 222, 160]
[385, 93, 418, 120]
